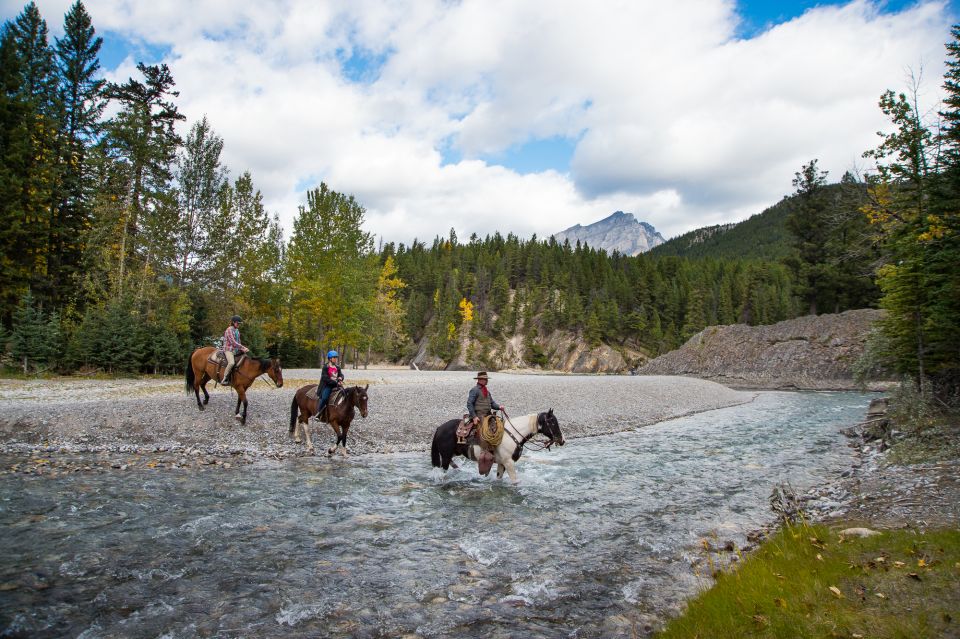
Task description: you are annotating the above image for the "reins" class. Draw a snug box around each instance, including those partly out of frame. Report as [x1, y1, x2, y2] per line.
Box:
[224, 358, 280, 388]
[501, 410, 552, 453]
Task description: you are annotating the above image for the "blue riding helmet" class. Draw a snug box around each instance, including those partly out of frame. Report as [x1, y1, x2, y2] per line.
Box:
[327, 350, 339, 358]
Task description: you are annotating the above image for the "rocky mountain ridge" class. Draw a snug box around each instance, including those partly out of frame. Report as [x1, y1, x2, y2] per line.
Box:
[552, 211, 666, 255]
[636, 308, 890, 390]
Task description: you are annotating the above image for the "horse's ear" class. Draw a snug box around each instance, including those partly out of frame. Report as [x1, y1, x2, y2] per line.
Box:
[364, 383, 369, 390]
[548, 408, 553, 415]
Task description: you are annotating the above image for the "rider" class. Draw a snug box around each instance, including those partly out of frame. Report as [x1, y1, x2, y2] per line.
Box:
[221, 315, 249, 384]
[316, 350, 344, 417]
[458, 371, 504, 444]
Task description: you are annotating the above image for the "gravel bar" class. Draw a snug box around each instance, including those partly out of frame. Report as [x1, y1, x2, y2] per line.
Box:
[0, 369, 754, 465]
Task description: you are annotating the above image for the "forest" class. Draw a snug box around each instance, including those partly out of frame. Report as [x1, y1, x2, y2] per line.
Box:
[1, 2, 957, 401]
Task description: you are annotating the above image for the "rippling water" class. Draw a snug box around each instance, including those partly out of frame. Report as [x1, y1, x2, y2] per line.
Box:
[0, 391, 870, 638]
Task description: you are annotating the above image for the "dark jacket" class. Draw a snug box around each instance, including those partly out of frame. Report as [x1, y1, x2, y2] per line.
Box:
[467, 384, 501, 418]
[320, 364, 344, 389]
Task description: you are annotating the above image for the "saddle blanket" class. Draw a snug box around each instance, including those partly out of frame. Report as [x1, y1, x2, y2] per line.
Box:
[306, 386, 345, 404]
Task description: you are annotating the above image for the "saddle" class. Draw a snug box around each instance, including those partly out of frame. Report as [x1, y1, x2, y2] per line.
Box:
[208, 350, 246, 384]
[311, 387, 345, 422]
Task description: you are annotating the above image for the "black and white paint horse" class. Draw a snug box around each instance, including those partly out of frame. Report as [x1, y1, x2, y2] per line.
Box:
[430, 409, 564, 483]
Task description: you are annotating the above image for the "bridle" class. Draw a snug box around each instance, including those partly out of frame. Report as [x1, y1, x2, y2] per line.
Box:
[502, 410, 560, 454]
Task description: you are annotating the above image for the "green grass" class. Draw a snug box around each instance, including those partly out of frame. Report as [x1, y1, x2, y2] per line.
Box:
[658, 524, 960, 639]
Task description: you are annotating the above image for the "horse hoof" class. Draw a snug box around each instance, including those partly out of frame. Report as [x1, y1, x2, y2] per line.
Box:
[198, 405, 205, 412]
[235, 414, 242, 420]
[327, 447, 336, 456]
[294, 437, 302, 444]
[307, 447, 315, 455]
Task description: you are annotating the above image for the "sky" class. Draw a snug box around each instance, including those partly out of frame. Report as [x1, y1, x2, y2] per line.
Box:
[3, 0, 958, 246]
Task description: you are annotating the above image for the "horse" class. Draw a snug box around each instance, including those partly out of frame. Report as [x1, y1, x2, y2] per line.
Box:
[184, 346, 283, 424]
[289, 384, 369, 455]
[431, 409, 565, 483]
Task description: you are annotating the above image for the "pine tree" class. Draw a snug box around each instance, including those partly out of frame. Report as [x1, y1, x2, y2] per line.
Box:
[53, 1, 105, 304]
[785, 159, 831, 315]
[104, 62, 185, 294]
[10, 290, 52, 372]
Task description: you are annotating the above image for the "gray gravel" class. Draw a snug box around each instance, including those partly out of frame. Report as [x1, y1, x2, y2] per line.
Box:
[0, 369, 753, 466]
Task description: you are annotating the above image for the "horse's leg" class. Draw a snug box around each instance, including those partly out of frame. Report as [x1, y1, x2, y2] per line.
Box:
[241, 394, 248, 424]
[496, 463, 505, 479]
[502, 458, 519, 483]
[328, 422, 342, 456]
[234, 388, 244, 422]
[302, 415, 314, 454]
[193, 369, 204, 410]
[339, 425, 350, 456]
[200, 374, 211, 405]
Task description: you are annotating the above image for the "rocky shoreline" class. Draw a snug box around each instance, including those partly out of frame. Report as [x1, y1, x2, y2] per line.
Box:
[758, 397, 960, 537]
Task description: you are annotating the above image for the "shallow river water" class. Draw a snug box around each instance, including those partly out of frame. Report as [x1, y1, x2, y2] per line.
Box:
[0, 391, 870, 638]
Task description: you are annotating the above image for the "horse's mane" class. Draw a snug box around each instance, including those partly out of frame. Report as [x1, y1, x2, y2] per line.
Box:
[256, 357, 271, 371]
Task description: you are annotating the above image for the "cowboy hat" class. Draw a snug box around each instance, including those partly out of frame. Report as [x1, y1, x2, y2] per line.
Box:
[474, 371, 489, 380]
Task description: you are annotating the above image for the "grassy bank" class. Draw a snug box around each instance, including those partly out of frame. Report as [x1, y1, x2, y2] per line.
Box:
[658, 523, 960, 638]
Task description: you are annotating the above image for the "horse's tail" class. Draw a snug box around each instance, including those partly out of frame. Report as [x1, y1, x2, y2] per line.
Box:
[184, 354, 195, 393]
[289, 394, 299, 434]
[431, 428, 442, 468]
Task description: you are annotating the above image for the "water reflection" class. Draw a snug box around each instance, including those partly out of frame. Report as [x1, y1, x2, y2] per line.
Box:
[0, 391, 869, 638]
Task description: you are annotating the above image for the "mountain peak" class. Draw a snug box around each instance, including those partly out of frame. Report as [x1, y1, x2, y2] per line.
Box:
[552, 211, 665, 256]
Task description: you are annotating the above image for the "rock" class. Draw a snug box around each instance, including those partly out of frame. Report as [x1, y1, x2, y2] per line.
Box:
[839, 527, 880, 538]
[636, 309, 891, 390]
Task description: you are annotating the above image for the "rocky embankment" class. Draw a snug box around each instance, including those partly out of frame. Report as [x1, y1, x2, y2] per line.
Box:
[637, 309, 891, 390]
[769, 397, 960, 531]
[412, 327, 644, 374]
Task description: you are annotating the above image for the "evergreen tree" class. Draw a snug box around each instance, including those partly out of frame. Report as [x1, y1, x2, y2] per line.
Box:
[10, 290, 55, 372]
[53, 1, 105, 304]
[104, 62, 184, 294]
[0, 6, 60, 314]
[785, 159, 831, 315]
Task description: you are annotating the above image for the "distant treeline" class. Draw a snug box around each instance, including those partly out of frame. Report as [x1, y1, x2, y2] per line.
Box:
[1, 2, 957, 401]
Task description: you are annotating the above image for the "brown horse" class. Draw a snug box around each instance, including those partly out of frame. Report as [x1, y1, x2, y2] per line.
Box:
[289, 384, 369, 455]
[185, 346, 283, 424]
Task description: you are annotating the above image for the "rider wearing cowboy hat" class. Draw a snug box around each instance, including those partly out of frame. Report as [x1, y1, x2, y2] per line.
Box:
[221, 315, 249, 384]
[459, 371, 504, 444]
[316, 350, 344, 417]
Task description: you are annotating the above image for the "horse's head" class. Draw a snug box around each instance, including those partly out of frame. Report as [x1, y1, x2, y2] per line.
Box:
[538, 408, 564, 449]
[268, 357, 283, 388]
[353, 384, 369, 418]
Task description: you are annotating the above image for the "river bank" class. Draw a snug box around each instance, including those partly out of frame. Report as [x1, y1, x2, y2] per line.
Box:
[0, 369, 753, 472]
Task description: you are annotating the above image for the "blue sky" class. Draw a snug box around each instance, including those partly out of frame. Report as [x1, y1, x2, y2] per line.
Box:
[2, 0, 956, 243]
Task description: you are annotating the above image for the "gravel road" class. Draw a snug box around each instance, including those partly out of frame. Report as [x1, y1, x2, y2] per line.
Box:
[0, 369, 753, 463]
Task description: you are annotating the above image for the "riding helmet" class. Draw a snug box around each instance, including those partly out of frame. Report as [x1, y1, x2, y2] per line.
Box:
[231, 315, 242, 323]
[327, 350, 339, 358]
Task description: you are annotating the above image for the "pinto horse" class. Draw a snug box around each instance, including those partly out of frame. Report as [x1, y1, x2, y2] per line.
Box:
[289, 384, 369, 455]
[431, 409, 565, 482]
[185, 347, 283, 424]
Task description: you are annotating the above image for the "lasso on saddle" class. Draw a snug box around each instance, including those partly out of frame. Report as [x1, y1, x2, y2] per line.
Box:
[457, 414, 504, 450]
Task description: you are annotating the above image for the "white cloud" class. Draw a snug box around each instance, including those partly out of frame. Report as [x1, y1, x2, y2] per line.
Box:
[10, 0, 957, 243]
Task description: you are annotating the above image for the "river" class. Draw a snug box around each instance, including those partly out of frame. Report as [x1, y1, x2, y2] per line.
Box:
[0, 390, 869, 638]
